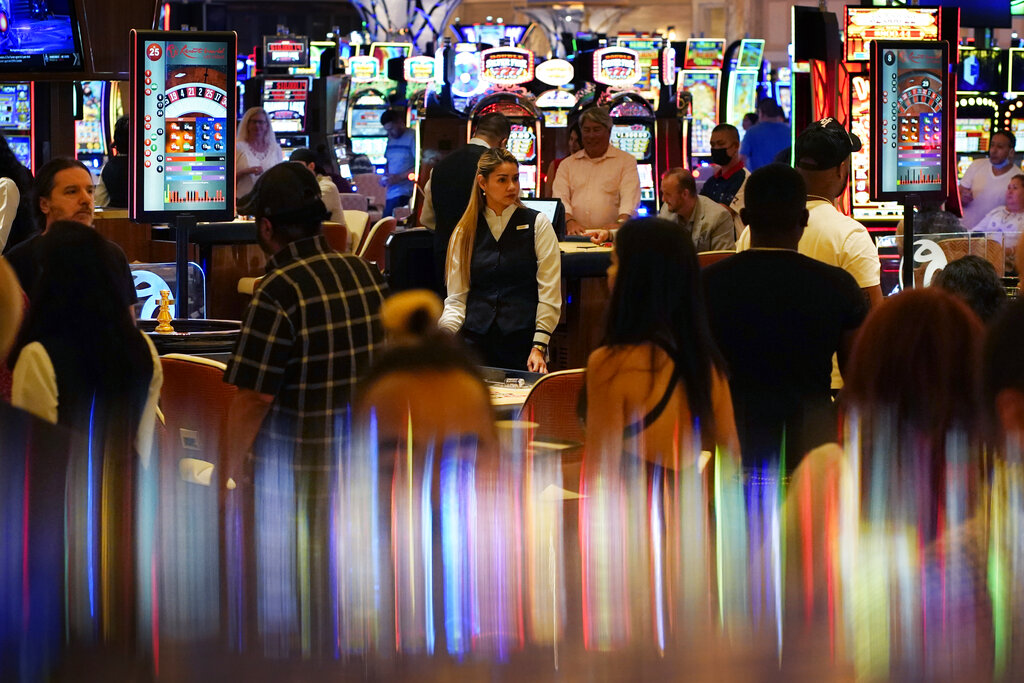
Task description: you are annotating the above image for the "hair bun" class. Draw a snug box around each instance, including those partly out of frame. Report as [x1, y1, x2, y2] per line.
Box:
[381, 289, 443, 343]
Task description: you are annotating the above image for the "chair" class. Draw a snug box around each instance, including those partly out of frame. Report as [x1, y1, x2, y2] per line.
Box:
[698, 250, 736, 268]
[937, 237, 1006, 277]
[339, 193, 370, 212]
[344, 210, 370, 252]
[321, 221, 349, 253]
[156, 354, 237, 639]
[517, 368, 586, 450]
[358, 216, 397, 270]
[351, 173, 386, 214]
[385, 227, 434, 292]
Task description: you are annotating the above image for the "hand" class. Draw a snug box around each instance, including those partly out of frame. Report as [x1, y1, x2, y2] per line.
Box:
[249, 165, 264, 177]
[379, 175, 389, 187]
[586, 229, 610, 244]
[566, 219, 586, 236]
[527, 347, 548, 374]
[960, 186, 973, 205]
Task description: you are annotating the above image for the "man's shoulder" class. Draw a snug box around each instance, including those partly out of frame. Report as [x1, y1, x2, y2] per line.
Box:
[697, 194, 731, 219]
[607, 145, 637, 164]
[436, 144, 486, 170]
[808, 203, 867, 234]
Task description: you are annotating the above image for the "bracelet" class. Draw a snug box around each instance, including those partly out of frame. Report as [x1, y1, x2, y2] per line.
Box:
[532, 343, 547, 352]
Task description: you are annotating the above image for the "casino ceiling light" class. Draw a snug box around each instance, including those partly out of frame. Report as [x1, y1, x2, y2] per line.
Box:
[348, 0, 461, 53]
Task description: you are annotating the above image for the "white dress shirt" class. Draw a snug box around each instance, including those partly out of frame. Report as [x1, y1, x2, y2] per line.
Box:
[552, 145, 641, 229]
[420, 137, 491, 230]
[439, 204, 561, 345]
[0, 177, 19, 252]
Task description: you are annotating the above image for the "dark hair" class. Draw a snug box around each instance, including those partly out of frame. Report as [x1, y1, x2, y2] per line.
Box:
[12, 221, 152, 432]
[992, 129, 1016, 149]
[380, 109, 402, 126]
[112, 116, 129, 154]
[932, 255, 1007, 324]
[605, 217, 724, 430]
[757, 98, 783, 118]
[742, 163, 807, 237]
[474, 112, 511, 141]
[984, 298, 1024, 429]
[743, 112, 759, 126]
[663, 167, 696, 195]
[32, 157, 90, 230]
[711, 123, 740, 143]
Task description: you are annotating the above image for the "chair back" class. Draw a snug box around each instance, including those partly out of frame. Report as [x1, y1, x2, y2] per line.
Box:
[385, 227, 434, 292]
[698, 250, 736, 268]
[339, 193, 370, 211]
[343, 210, 370, 251]
[517, 368, 586, 448]
[322, 221, 349, 253]
[358, 216, 398, 270]
[937, 237, 1005, 277]
[351, 173, 386, 213]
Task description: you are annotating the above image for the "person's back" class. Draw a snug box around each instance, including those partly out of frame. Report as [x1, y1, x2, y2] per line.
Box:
[98, 116, 129, 208]
[431, 143, 488, 283]
[741, 121, 791, 172]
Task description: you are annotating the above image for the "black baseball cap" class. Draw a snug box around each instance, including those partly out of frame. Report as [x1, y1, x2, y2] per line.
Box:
[237, 161, 328, 222]
[794, 118, 862, 171]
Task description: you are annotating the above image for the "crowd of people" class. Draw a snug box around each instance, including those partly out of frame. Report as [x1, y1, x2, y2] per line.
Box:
[5, 92, 1024, 678]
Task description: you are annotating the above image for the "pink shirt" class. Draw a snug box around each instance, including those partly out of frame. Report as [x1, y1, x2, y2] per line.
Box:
[553, 145, 641, 230]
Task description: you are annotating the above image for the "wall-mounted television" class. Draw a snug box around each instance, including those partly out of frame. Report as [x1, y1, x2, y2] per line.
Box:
[263, 35, 309, 69]
[129, 30, 236, 222]
[0, 0, 86, 72]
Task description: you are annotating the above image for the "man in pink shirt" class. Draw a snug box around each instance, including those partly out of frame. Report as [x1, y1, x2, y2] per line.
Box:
[553, 107, 641, 243]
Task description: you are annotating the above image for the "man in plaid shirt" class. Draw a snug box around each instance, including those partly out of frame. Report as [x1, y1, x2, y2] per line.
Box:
[224, 162, 387, 653]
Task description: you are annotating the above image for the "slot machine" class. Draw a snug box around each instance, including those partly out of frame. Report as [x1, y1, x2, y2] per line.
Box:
[722, 38, 766, 140]
[0, 82, 34, 171]
[261, 77, 311, 150]
[843, 5, 942, 227]
[773, 67, 792, 120]
[607, 92, 658, 215]
[76, 81, 122, 173]
[347, 55, 390, 170]
[616, 34, 662, 107]
[451, 23, 531, 49]
[956, 47, 1004, 179]
[471, 47, 541, 198]
[1000, 48, 1024, 165]
[677, 39, 724, 167]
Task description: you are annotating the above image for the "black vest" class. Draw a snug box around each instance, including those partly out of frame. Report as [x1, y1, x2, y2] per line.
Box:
[431, 143, 488, 286]
[464, 206, 539, 335]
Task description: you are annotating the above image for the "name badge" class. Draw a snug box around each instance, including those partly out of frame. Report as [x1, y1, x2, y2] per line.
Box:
[516, 224, 529, 231]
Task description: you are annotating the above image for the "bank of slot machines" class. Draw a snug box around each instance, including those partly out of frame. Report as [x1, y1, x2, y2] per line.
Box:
[677, 39, 724, 165]
[608, 93, 657, 215]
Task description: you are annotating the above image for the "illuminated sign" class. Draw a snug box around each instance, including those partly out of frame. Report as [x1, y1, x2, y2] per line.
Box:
[846, 8, 940, 62]
[683, 39, 725, 70]
[264, 36, 308, 66]
[536, 89, 577, 108]
[535, 58, 574, 86]
[404, 55, 435, 83]
[660, 47, 676, 85]
[593, 47, 640, 86]
[349, 55, 380, 82]
[480, 47, 534, 85]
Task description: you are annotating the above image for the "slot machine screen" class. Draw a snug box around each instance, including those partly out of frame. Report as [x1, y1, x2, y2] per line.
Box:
[0, 83, 32, 168]
[683, 39, 725, 70]
[957, 154, 976, 179]
[678, 71, 720, 156]
[75, 81, 104, 164]
[518, 165, 536, 193]
[334, 98, 349, 133]
[506, 124, 537, 162]
[737, 39, 765, 70]
[1009, 48, 1024, 92]
[542, 110, 567, 128]
[610, 124, 651, 162]
[1012, 119, 1024, 152]
[262, 78, 309, 133]
[845, 8, 939, 62]
[956, 118, 991, 153]
[351, 137, 387, 166]
[957, 49, 1006, 93]
[726, 70, 759, 135]
[871, 41, 948, 200]
[637, 164, 654, 189]
[349, 107, 388, 138]
[263, 36, 310, 69]
[130, 30, 236, 222]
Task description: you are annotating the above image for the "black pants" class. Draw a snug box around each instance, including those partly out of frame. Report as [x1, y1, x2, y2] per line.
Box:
[462, 324, 533, 370]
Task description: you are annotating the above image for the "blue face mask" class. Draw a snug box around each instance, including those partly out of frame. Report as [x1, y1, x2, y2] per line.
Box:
[993, 158, 1013, 171]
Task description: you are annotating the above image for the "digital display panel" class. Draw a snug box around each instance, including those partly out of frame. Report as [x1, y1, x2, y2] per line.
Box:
[1009, 48, 1024, 92]
[610, 124, 651, 162]
[726, 70, 759, 136]
[593, 47, 640, 87]
[506, 124, 536, 163]
[542, 110, 567, 128]
[0, 0, 85, 72]
[75, 80, 105, 167]
[453, 24, 529, 48]
[637, 163, 654, 191]
[872, 41, 948, 200]
[518, 165, 536, 192]
[1011, 118, 1024, 152]
[958, 48, 1006, 93]
[683, 39, 725, 70]
[349, 106, 387, 138]
[350, 137, 387, 166]
[618, 38, 661, 98]
[0, 82, 32, 169]
[678, 71, 720, 156]
[845, 8, 939, 62]
[956, 118, 992, 154]
[850, 75, 903, 221]
[262, 78, 309, 133]
[370, 42, 412, 78]
[263, 36, 309, 68]
[130, 30, 236, 222]
[480, 47, 534, 86]
[737, 39, 765, 70]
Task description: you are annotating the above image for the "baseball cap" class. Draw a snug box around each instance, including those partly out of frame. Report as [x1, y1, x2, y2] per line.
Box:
[237, 161, 328, 222]
[794, 118, 862, 171]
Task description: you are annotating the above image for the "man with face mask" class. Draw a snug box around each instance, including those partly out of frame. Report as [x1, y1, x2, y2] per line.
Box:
[736, 118, 881, 389]
[700, 123, 749, 216]
[959, 130, 1022, 229]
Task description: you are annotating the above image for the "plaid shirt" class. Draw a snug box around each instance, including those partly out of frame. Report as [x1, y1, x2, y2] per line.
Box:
[224, 234, 387, 461]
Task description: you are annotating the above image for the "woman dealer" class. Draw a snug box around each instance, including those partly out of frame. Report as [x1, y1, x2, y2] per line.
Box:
[439, 148, 561, 373]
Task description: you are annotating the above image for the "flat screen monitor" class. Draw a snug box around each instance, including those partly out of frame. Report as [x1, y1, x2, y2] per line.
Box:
[870, 41, 948, 200]
[737, 39, 765, 70]
[683, 39, 725, 70]
[956, 118, 991, 153]
[349, 106, 387, 138]
[521, 198, 565, 238]
[958, 49, 1006, 93]
[262, 78, 309, 133]
[845, 8, 940, 62]
[1009, 48, 1024, 92]
[350, 136, 387, 166]
[677, 71, 719, 156]
[0, 0, 86, 72]
[0, 82, 31, 131]
[129, 30, 236, 222]
[263, 36, 309, 69]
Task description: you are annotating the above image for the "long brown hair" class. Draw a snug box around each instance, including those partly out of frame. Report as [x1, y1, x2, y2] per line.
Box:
[445, 147, 520, 289]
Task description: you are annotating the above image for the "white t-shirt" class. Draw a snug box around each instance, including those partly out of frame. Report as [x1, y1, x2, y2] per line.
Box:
[959, 159, 1022, 229]
[737, 200, 880, 288]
